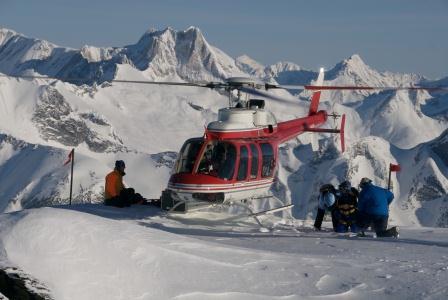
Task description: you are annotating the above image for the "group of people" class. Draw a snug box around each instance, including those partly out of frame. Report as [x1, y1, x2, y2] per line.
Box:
[314, 178, 397, 237]
[103, 161, 397, 238]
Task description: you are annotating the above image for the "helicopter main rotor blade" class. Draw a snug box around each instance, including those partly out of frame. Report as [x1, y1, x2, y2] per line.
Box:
[0, 74, 227, 89]
[303, 85, 448, 91]
[239, 87, 297, 104]
[111, 79, 219, 88]
[269, 82, 448, 92]
[3, 73, 446, 92]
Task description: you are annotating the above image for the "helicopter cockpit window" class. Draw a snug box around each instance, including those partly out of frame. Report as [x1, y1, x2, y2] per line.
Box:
[237, 145, 249, 181]
[175, 139, 203, 174]
[197, 141, 236, 180]
[260, 143, 275, 177]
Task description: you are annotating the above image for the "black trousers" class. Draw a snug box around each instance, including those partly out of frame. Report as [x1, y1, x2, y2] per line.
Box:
[105, 188, 144, 208]
[314, 208, 338, 231]
[357, 211, 393, 237]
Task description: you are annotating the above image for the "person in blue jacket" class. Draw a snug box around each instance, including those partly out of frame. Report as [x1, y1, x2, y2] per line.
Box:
[357, 177, 397, 237]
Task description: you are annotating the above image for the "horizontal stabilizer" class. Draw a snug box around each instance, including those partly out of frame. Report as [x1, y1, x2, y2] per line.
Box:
[303, 113, 346, 152]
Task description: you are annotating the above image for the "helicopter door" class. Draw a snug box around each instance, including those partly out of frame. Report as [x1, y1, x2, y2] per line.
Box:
[237, 145, 249, 181]
[260, 143, 275, 177]
[197, 141, 237, 180]
[249, 143, 259, 179]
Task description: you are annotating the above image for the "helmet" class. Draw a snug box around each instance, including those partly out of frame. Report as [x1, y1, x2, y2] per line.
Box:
[339, 180, 351, 191]
[320, 184, 335, 193]
[115, 160, 126, 169]
[359, 177, 372, 188]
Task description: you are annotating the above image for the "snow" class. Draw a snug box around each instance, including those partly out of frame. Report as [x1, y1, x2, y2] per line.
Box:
[0, 205, 447, 299]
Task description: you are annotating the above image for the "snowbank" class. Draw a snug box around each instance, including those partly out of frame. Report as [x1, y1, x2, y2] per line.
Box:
[0, 206, 447, 299]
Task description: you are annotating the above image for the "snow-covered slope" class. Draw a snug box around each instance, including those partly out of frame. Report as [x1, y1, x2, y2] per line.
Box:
[1, 206, 448, 299]
[0, 26, 447, 228]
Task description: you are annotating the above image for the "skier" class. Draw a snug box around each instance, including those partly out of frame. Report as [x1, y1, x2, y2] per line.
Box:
[314, 184, 338, 231]
[333, 181, 359, 233]
[104, 160, 145, 207]
[356, 177, 398, 237]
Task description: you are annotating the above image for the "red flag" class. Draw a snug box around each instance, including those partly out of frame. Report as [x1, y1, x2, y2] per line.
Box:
[390, 163, 401, 172]
[64, 149, 74, 166]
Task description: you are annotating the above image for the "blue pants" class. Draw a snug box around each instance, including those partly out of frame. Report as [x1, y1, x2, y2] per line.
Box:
[334, 210, 359, 233]
[335, 222, 359, 233]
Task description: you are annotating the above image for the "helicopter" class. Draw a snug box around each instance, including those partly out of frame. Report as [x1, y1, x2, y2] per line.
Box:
[159, 68, 345, 213]
[2, 71, 446, 216]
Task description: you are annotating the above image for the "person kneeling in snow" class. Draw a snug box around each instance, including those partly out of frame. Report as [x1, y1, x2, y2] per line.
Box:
[314, 184, 338, 231]
[333, 181, 359, 233]
[104, 160, 145, 207]
[356, 177, 397, 237]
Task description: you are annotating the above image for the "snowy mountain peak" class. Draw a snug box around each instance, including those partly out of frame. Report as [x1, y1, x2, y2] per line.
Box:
[265, 61, 302, 78]
[235, 55, 265, 77]
[80, 45, 114, 63]
[236, 54, 263, 67]
[344, 54, 366, 66]
[329, 54, 373, 79]
[0, 27, 20, 46]
[185, 26, 201, 33]
[135, 27, 175, 46]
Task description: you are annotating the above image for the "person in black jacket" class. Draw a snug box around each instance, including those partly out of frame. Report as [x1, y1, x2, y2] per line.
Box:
[333, 181, 359, 233]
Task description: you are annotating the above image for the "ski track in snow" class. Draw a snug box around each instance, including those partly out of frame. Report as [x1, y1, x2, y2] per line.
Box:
[0, 205, 447, 299]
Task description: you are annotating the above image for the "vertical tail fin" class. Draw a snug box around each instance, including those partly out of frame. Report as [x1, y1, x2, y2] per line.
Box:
[308, 68, 325, 116]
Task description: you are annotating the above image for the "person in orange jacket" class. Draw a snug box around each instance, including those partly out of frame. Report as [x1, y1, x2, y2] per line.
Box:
[105, 160, 145, 207]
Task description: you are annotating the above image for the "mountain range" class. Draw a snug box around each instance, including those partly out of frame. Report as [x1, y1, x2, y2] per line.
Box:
[0, 26, 447, 227]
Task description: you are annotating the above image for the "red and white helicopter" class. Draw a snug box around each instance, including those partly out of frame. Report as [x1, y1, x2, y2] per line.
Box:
[144, 69, 446, 214]
[160, 69, 344, 213]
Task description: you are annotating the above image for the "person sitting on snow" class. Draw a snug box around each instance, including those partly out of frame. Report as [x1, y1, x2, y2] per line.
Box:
[104, 160, 145, 208]
[314, 184, 338, 231]
[333, 181, 359, 233]
[356, 177, 397, 237]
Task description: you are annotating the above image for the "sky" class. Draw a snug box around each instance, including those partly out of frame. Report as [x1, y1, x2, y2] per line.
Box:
[0, 0, 447, 79]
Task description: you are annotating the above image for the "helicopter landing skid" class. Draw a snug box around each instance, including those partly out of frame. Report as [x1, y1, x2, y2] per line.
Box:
[221, 201, 294, 229]
[165, 195, 294, 230]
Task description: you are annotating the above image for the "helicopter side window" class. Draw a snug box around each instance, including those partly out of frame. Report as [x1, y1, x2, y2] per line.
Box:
[175, 139, 203, 174]
[260, 143, 275, 177]
[217, 143, 236, 180]
[197, 142, 236, 180]
[237, 146, 249, 181]
[250, 144, 259, 179]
